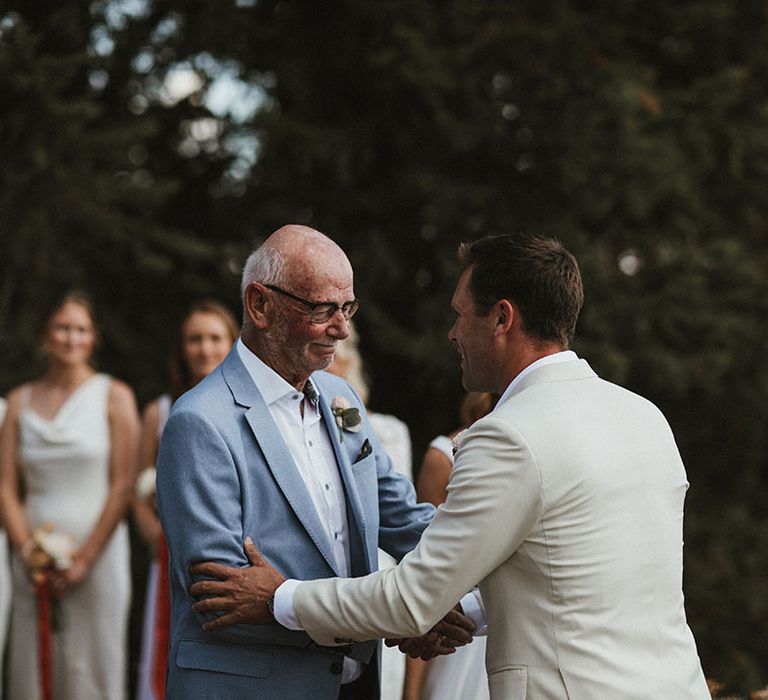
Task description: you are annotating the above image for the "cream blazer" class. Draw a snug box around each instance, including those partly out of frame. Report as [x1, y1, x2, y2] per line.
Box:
[294, 359, 710, 699]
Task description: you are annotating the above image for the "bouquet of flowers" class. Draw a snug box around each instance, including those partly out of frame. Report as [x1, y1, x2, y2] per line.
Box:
[24, 523, 76, 585]
[22, 523, 76, 700]
[136, 465, 157, 500]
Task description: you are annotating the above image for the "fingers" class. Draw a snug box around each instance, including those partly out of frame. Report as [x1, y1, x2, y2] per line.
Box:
[444, 607, 476, 634]
[431, 609, 475, 647]
[189, 561, 231, 578]
[243, 537, 267, 567]
[201, 612, 241, 632]
[192, 596, 237, 614]
[189, 577, 233, 598]
[398, 632, 442, 659]
[432, 621, 473, 646]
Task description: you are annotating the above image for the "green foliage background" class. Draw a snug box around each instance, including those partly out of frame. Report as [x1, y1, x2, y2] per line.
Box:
[2, 1, 768, 693]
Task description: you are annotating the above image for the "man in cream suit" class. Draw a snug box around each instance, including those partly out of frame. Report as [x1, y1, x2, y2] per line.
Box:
[157, 226, 477, 699]
[191, 233, 710, 698]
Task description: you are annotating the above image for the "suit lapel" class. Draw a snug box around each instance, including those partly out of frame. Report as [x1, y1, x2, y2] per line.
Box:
[315, 379, 370, 576]
[222, 349, 341, 575]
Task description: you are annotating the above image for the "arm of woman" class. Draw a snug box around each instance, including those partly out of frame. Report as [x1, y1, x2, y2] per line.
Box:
[415, 446, 453, 508]
[0, 388, 33, 555]
[56, 379, 140, 591]
[132, 400, 163, 555]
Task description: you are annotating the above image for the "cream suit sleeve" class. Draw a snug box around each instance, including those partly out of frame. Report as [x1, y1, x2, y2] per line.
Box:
[293, 413, 544, 645]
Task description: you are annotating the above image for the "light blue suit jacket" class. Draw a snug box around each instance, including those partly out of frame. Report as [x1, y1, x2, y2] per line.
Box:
[156, 347, 434, 699]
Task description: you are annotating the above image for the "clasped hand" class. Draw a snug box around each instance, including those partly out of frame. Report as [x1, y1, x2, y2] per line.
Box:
[188, 538, 476, 658]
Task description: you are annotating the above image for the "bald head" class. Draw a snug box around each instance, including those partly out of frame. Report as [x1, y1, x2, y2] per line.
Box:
[240, 225, 352, 302]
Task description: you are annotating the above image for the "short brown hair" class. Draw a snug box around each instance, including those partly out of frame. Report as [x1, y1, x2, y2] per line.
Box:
[458, 234, 583, 347]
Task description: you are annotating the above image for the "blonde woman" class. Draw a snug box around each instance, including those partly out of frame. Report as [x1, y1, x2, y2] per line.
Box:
[134, 300, 239, 700]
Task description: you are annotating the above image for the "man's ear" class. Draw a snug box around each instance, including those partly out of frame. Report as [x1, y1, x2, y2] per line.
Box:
[494, 299, 515, 335]
[244, 283, 269, 329]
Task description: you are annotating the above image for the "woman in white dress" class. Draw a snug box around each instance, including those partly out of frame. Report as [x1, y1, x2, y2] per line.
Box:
[0, 291, 140, 700]
[328, 323, 413, 700]
[403, 392, 498, 700]
[133, 299, 238, 700]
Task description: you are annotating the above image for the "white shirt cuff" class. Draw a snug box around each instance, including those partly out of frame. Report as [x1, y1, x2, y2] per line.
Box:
[273, 579, 303, 630]
[459, 590, 488, 636]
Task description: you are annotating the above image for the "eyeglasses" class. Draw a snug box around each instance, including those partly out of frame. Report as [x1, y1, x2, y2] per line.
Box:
[264, 285, 360, 324]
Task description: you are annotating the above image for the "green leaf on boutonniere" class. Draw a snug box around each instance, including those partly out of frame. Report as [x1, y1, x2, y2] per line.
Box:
[331, 397, 362, 442]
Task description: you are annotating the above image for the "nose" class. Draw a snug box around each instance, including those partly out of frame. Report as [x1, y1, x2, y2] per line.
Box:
[327, 309, 350, 339]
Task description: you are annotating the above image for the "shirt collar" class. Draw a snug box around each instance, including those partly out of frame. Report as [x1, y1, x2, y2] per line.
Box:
[236, 338, 319, 407]
[495, 350, 579, 410]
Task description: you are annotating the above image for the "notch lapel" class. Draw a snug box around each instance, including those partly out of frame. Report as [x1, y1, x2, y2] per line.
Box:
[221, 349, 340, 575]
[316, 384, 370, 575]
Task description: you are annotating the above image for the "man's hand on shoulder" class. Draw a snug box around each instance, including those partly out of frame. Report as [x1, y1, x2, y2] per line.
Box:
[189, 537, 286, 631]
[385, 604, 475, 660]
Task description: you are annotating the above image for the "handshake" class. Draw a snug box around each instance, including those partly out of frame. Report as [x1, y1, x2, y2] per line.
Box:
[383, 605, 475, 661]
[189, 538, 476, 661]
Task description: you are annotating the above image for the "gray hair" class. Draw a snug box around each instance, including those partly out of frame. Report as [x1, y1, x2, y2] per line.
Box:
[240, 245, 288, 296]
[240, 245, 287, 323]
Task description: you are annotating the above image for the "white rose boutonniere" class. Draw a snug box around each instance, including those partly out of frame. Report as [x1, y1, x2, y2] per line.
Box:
[451, 428, 469, 457]
[331, 396, 362, 443]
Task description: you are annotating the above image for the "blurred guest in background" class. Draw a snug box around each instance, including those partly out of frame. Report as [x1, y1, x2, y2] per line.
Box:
[0, 291, 140, 699]
[0, 396, 8, 700]
[404, 392, 498, 700]
[133, 299, 238, 700]
[327, 322, 413, 700]
[328, 323, 412, 479]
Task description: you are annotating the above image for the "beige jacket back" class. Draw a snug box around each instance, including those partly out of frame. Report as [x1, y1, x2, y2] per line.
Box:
[295, 360, 709, 699]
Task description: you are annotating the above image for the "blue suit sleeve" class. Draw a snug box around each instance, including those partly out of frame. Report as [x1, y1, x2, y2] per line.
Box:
[368, 428, 434, 561]
[156, 407, 303, 647]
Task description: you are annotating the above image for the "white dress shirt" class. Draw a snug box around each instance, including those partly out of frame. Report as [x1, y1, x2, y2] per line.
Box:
[236, 340, 360, 682]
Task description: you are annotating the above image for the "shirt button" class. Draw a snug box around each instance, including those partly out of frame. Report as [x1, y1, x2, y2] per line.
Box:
[308, 440, 313, 446]
[334, 532, 339, 540]
[324, 483, 330, 490]
[330, 661, 343, 675]
[292, 394, 299, 400]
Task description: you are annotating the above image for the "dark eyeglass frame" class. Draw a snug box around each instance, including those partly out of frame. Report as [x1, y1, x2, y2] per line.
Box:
[264, 284, 360, 323]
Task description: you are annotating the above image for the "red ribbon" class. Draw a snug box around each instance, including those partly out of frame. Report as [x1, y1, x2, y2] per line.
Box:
[36, 578, 54, 700]
[152, 536, 171, 699]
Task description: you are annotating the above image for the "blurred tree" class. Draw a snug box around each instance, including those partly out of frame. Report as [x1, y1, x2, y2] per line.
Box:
[1, 0, 768, 693]
[0, 1, 244, 400]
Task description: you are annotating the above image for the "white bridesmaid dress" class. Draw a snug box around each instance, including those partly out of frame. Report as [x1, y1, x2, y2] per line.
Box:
[7, 374, 131, 700]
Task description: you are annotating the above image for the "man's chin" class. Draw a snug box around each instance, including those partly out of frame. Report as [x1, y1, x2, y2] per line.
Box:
[310, 354, 335, 373]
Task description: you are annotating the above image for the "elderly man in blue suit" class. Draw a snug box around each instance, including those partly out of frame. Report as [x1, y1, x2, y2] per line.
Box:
[156, 225, 467, 699]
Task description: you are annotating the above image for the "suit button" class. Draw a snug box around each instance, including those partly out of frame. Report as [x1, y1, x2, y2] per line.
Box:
[330, 661, 343, 675]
